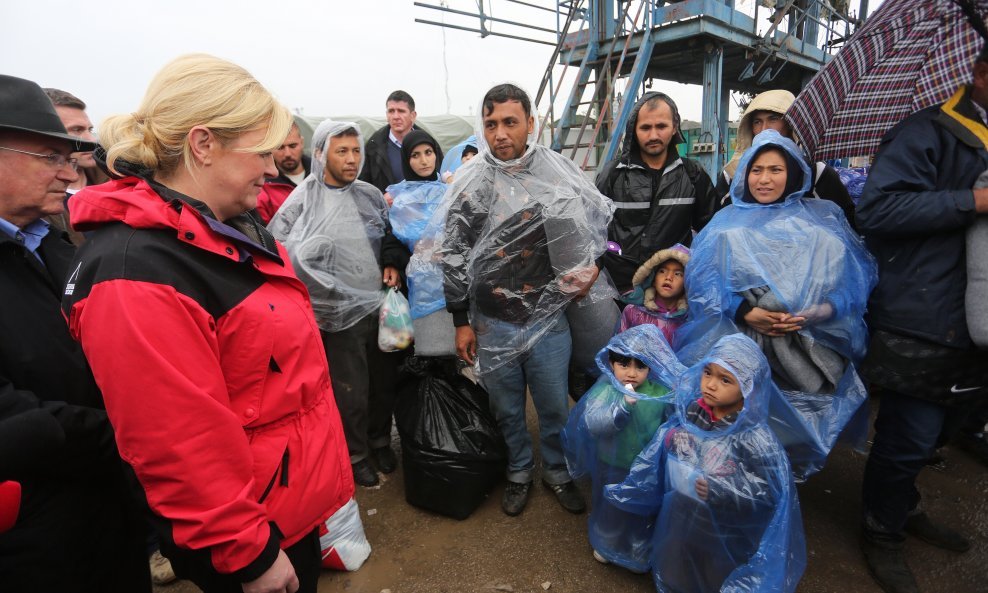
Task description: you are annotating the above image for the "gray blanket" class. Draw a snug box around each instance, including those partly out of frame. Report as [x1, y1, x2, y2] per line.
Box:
[741, 286, 846, 393]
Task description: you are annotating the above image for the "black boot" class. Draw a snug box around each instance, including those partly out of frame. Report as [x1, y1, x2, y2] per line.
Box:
[904, 512, 970, 552]
[861, 531, 920, 593]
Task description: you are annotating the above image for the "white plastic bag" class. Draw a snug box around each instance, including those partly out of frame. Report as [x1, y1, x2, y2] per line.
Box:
[378, 288, 414, 352]
[318, 498, 372, 571]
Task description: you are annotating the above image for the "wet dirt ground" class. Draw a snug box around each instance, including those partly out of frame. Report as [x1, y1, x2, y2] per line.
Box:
[156, 398, 988, 593]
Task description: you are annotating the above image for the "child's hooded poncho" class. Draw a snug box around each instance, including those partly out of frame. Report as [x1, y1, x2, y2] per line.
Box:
[605, 334, 806, 593]
[562, 324, 686, 572]
[675, 130, 877, 479]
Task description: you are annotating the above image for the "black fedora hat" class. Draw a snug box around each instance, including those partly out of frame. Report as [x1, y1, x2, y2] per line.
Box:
[0, 74, 97, 152]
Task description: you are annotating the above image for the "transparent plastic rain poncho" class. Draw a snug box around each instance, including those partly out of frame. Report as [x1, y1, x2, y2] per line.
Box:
[674, 130, 878, 480]
[561, 324, 686, 572]
[268, 120, 388, 332]
[605, 334, 806, 593]
[434, 102, 615, 374]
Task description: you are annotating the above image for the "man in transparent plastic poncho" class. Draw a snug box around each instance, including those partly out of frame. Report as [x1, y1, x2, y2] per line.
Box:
[605, 334, 806, 593]
[439, 84, 614, 516]
[268, 120, 409, 488]
[562, 324, 686, 573]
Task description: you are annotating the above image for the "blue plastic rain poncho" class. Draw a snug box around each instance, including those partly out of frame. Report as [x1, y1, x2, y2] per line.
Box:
[562, 324, 686, 572]
[268, 120, 388, 331]
[387, 130, 450, 319]
[434, 98, 615, 375]
[439, 135, 478, 180]
[605, 334, 806, 593]
[675, 130, 877, 480]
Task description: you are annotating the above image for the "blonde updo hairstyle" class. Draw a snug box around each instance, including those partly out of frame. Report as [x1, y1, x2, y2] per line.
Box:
[100, 53, 292, 177]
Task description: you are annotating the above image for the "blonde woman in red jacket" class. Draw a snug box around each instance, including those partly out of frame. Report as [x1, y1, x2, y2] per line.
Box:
[61, 54, 353, 593]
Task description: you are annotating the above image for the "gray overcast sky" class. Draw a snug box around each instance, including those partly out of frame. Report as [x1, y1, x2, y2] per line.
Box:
[1, 0, 709, 129]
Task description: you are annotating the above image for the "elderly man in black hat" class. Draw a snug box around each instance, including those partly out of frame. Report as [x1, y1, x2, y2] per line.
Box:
[0, 75, 151, 592]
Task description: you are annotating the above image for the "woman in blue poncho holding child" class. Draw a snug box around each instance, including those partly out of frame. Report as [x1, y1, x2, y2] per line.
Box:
[676, 129, 878, 480]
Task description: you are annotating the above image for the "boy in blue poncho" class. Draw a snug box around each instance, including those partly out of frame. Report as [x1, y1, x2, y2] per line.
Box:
[675, 130, 878, 480]
[605, 334, 806, 593]
[562, 325, 686, 573]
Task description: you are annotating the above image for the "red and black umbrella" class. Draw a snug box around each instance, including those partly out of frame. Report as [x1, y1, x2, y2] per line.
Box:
[786, 0, 988, 161]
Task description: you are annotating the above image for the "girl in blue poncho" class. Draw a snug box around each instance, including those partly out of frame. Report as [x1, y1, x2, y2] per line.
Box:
[676, 130, 878, 480]
[562, 324, 686, 573]
[387, 131, 449, 320]
[605, 334, 806, 593]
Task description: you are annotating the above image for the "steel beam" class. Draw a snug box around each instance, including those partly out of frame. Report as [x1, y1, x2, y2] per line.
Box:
[697, 42, 723, 181]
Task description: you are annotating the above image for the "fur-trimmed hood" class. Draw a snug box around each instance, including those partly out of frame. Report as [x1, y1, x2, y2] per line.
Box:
[631, 244, 690, 313]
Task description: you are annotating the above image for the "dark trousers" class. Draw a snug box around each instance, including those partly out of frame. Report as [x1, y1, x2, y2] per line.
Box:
[861, 390, 970, 536]
[321, 314, 402, 463]
[165, 529, 320, 593]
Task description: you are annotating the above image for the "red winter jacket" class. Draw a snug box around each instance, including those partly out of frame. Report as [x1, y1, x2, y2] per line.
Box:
[62, 175, 353, 581]
[255, 181, 295, 225]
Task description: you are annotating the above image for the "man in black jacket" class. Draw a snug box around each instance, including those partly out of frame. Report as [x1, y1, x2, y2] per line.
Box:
[856, 51, 988, 593]
[595, 92, 717, 293]
[359, 90, 419, 195]
[0, 75, 150, 591]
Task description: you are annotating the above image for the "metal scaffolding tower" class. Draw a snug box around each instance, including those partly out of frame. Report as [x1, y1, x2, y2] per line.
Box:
[414, 0, 865, 180]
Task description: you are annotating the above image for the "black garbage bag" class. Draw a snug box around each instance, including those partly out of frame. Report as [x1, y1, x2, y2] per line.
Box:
[394, 356, 507, 519]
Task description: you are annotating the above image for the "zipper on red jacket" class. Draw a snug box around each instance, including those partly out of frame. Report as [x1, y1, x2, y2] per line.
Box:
[258, 447, 289, 503]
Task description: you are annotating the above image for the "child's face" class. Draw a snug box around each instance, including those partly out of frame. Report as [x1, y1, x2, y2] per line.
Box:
[700, 363, 744, 418]
[611, 358, 649, 390]
[409, 143, 437, 178]
[461, 150, 477, 164]
[652, 260, 685, 301]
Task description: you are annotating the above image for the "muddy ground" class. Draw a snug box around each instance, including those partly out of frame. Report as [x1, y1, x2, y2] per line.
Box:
[156, 398, 987, 593]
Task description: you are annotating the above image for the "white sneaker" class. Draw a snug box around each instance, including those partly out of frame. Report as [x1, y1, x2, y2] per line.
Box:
[149, 550, 177, 585]
[592, 549, 610, 565]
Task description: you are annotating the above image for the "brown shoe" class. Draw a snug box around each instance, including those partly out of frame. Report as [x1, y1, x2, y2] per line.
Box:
[149, 550, 177, 586]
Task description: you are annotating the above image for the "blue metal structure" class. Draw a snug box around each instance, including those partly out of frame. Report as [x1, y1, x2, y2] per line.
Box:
[413, 0, 864, 179]
[544, 0, 864, 178]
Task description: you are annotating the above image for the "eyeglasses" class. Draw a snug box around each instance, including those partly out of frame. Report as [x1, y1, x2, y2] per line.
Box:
[0, 146, 78, 171]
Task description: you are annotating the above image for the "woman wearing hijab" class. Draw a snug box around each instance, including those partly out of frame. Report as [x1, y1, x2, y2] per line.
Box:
[386, 130, 461, 355]
[677, 129, 877, 480]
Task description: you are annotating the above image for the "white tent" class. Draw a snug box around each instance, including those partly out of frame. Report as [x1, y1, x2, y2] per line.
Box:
[294, 114, 475, 154]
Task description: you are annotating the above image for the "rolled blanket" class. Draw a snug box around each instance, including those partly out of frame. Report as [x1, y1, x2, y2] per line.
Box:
[740, 286, 846, 393]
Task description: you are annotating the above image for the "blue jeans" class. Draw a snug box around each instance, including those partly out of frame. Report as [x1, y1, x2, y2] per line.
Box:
[861, 390, 969, 536]
[478, 312, 573, 485]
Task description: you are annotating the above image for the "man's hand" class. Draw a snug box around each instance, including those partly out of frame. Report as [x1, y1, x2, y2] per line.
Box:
[383, 191, 394, 207]
[456, 325, 477, 366]
[559, 265, 599, 300]
[743, 307, 804, 337]
[382, 266, 401, 289]
[974, 188, 988, 213]
[694, 477, 709, 501]
[242, 550, 299, 593]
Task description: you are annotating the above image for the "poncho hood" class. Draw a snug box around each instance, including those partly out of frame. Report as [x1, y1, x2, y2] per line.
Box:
[674, 334, 775, 435]
[594, 324, 687, 399]
[729, 130, 811, 208]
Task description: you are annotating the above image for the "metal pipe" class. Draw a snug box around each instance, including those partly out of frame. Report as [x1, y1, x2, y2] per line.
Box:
[414, 18, 558, 46]
[505, 0, 561, 15]
[414, 2, 558, 35]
